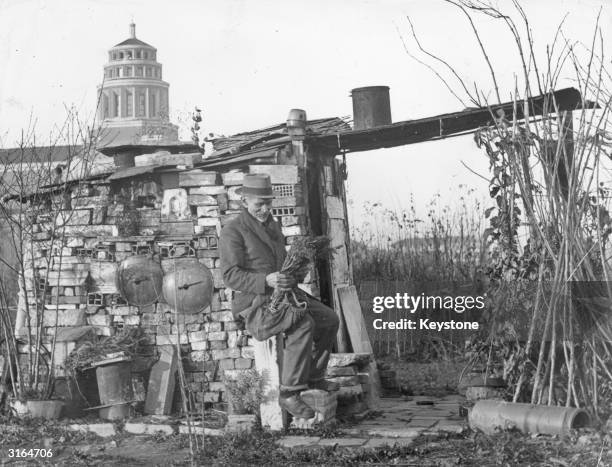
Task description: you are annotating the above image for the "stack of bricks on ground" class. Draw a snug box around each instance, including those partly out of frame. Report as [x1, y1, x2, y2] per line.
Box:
[325, 353, 375, 416]
[17, 163, 320, 409]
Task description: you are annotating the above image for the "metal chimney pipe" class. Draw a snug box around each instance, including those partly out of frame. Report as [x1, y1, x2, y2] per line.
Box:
[351, 86, 392, 130]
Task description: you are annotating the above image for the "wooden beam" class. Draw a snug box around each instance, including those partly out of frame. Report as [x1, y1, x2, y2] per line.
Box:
[308, 87, 596, 154]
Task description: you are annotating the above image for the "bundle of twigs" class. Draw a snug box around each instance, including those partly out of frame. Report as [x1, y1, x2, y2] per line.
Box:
[269, 236, 333, 313]
[64, 327, 148, 373]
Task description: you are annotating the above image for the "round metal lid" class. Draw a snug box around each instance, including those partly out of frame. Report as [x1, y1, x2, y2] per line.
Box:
[116, 255, 164, 307]
[162, 258, 214, 314]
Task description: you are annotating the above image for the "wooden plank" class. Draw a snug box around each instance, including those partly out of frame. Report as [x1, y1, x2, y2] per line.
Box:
[336, 286, 372, 353]
[330, 245, 350, 285]
[328, 219, 346, 248]
[332, 284, 350, 353]
[249, 165, 298, 184]
[144, 345, 178, 415]
[253, 337, 286, 430]
[325, 196, 345, 219]
[336, 285, 381, 409]
[309, 87, 592, 153]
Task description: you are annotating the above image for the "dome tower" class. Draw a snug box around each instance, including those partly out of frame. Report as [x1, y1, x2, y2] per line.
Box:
[96, 23, 178, 147]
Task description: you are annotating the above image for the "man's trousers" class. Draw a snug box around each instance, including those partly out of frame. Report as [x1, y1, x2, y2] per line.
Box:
[242, 296, 340, 392]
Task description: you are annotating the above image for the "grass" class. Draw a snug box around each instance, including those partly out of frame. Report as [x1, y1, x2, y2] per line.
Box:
[0, 411, 607, 466]
[195, 428, 610, 466]
[349, 191, 488, 360]
[349, 188, 486, 287]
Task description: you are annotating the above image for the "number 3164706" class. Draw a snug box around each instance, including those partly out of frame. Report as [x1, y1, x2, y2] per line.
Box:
[8, 448, 53, 458]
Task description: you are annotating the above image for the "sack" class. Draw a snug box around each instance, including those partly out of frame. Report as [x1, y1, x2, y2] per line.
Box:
[242, 296, 308, 342]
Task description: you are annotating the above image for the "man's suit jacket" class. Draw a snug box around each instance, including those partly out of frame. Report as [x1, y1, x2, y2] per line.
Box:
[219, 208, 287, 319]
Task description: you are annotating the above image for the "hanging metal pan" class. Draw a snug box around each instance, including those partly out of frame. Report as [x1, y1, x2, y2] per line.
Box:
[116, 255, 164, 306]
[162, 257, 214, 314]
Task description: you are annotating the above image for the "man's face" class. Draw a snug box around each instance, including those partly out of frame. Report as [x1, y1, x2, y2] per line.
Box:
[243, 195, 273, 222]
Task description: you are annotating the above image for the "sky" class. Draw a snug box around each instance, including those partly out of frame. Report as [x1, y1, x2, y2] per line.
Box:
[0, 0, 610, 227]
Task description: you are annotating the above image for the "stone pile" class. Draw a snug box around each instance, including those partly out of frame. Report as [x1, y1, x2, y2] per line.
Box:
[325, 353, 373, 417]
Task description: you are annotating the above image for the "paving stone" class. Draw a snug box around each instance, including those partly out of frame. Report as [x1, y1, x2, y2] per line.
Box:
[277, 436, 321, 448]
[362, 437, 416, 448]
[178, 425, 224, 436]
[344, 426, 426, 438]
[317, 438, 367, 447]
[431, 420, 468, 433]
[68, 423, 116, 437]
[124, 422, 175, 435]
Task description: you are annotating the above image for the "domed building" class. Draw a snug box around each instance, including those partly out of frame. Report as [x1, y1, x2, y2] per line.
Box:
[96, 23, 179, 148]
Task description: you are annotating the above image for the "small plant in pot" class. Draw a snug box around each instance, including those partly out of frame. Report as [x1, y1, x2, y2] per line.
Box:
[223, 369, 265, 433]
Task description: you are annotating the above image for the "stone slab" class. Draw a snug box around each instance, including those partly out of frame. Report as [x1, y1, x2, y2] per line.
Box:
[343, 422, 428, 438]
[178, 425, 224, 436]
[123, 423, 175, 436]
[67, 423, 116, 437]
[277, 436, 321, 448]
[144, 345, 178, 415]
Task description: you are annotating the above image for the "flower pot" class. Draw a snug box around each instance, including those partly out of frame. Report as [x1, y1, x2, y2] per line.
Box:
[9, 399, 64, 420]
[226, 414, 257, 433]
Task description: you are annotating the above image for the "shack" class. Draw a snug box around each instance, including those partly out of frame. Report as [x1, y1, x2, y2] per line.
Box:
[4, 85, 588, 419]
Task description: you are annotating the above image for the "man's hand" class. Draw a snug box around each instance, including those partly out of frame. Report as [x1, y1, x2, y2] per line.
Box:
[266, 272, 297, 291]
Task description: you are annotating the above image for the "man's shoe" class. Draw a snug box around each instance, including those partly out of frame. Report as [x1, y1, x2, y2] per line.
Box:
[279, 394, 315, 419]
[309, 379, 340, 392]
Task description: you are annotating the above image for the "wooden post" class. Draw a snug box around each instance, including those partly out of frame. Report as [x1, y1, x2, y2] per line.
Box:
[337, 285, 382, 409]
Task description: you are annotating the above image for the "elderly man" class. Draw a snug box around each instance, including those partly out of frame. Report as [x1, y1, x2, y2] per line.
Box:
[220, 173, 339, 419]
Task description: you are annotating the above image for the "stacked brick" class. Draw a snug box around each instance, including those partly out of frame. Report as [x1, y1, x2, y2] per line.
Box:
[325, 353, 373, 416]
[17, 159, 317, 411]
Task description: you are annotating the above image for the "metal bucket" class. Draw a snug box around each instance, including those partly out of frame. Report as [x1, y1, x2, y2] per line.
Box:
[95, 362, 134, 420]
[469, 400, 591, 435]
[351, 86, 392, 130]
